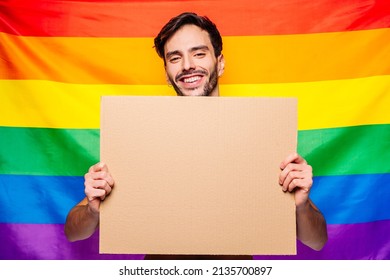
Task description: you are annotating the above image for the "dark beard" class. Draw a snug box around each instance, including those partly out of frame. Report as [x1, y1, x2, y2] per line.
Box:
[168, 65, 219, 97]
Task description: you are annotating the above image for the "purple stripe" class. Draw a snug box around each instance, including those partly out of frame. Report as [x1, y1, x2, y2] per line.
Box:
[254, 220, 390, 260]
[0, 223, 144, 260]
[1, 221, 389, 260]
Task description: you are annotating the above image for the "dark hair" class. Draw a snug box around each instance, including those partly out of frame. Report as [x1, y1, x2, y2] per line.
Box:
[154, 12, 223, 61]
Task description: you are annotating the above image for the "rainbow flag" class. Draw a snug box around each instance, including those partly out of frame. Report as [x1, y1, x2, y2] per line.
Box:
[1, 0, 389, 260]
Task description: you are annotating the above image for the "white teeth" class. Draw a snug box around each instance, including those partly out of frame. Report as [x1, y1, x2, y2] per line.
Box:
[183, 76, 201, 83]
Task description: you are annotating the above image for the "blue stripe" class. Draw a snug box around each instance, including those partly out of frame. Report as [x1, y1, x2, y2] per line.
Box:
[0, 174, 84, 224]
[311, 173, 390, 224]
[1, 173, 389, 224]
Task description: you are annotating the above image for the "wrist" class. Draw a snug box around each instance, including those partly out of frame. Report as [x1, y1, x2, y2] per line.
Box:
[86, 202, 100, 217]
[296, 199, 310, 213]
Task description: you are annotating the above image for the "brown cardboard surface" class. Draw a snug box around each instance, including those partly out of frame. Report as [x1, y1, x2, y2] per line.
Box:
[100, 96, 297, 255]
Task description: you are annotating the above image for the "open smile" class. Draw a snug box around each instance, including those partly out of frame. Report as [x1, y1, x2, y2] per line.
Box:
[182, 76, 201, 83]
[176, 70, 207, 89]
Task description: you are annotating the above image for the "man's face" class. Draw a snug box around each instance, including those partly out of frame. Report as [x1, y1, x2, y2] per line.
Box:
[163, 24, 225, 97]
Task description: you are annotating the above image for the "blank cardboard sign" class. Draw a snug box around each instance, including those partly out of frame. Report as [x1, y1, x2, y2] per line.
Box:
[100, 96, 297, 255]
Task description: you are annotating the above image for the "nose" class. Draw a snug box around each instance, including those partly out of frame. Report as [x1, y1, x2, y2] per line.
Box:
[182, 55, 195, 71]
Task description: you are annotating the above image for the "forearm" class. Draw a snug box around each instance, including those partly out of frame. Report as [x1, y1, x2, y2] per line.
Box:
[296, 199, 328, 251]
[64, 204, 99, 242]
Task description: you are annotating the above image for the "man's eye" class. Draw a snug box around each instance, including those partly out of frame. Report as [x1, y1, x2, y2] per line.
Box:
[195, 52, 206, 58]
[169, 56, 180, 63]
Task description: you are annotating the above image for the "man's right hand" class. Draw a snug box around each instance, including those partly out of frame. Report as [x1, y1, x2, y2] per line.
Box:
[84, 162, 115, 214]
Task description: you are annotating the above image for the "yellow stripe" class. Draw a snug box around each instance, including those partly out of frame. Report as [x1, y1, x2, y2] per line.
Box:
[221, 77, 390, 130]
[1, 28, 390, 84]
[2, 76, 389, 130]
[0, 81, 174, 129]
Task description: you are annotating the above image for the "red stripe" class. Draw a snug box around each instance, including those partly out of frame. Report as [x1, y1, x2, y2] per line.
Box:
[1, 0, 389, 37]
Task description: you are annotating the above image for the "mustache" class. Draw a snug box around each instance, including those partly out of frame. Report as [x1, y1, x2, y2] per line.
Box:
[175, 70, 208, 82]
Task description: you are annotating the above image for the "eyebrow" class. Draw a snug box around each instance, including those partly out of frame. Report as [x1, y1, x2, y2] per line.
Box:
[165, 45, 210, 60]
[190, 45, 210, 53]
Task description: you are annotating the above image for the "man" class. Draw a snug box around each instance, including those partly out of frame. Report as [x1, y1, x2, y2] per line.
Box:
[64, 12, 328, 260]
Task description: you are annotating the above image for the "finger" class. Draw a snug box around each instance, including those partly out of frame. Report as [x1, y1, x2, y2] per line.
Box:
[85, 187, 107, 201]
[86, 179, 112, 198]
[96, 182, 113, 197]
[280, 152, 306, 169]
[90, 179, 113, 193]
[281, 170, 304, 191]
[85, 163, 115, 187]
[89, 171, 115, 187]
[98, 162, 109, 172]
[88, 162, 108, 173]
[286, 178, 311, 193]
[85, 184, 106, 200]
[85, 175, 112, 196]
[88, 162, 102, 172]
[279, 163, 304, 185]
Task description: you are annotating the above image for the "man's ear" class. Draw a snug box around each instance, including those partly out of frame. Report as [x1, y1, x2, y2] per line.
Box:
[217, 54, 225, 77]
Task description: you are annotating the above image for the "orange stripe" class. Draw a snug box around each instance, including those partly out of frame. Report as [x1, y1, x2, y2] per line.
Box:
[2, 28, 390, 84]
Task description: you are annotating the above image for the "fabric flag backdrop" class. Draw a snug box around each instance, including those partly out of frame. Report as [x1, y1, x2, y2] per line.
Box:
[1, 0, 389, 260]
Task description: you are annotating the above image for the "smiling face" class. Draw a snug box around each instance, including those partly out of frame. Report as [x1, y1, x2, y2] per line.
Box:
[163, 24, 225, 97]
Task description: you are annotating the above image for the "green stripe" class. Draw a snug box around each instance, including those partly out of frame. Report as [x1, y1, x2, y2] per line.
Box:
[1, 124, 389, 177]
[0, 127, 99, 176]
[298, 124, 390, 176]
